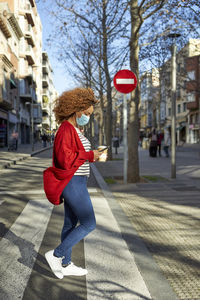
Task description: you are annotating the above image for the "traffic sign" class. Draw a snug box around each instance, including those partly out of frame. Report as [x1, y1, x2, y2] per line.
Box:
[113, 69, 137, 94]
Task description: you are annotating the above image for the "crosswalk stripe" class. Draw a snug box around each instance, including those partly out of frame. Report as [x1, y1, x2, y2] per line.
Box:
[85, 194, 152, 300]
[0, 199, 53, 300]
[0, 188, 97, 195]
[0, 189, 45, 195]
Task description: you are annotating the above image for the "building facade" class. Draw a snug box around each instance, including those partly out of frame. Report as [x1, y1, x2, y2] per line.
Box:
[0, 0, 58, 147]
[186, 55, 200, 143]
[140, 39, 200, 144]
[0, 2, 24, 146]
[41, 52, 58, 135]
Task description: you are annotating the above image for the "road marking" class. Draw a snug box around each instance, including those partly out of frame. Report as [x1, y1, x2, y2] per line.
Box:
[85, 193, 152, 300]
[116, 78, 135, 84]
[0, 200, 5, 205]
[0, 199, 53, 300]
[0, 189, 45, 195]
[88, 188, 98, 193]
[0, 188, 97, 195]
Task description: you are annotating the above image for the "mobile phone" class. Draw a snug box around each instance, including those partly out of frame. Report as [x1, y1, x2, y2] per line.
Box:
[98, 147, 108, 152]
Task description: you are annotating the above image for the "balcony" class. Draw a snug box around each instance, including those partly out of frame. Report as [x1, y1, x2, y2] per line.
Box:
[29, 0, 35, 7]
[19, 3, 35, 26]
[33, 103, 42, 124]
[20, 89, 32, 102]
[25, 45, 35, 65]
[42, 95, 49, 113]
[42, 65, 48, 75]
[0, 14, 11, 38]
[25, 24, 35, 47]
[42, 75, 49, 88]
[187, 101, 199, 110]
[8, 14, 23, 39]
[0, 88, 12, 110]
[42, 88, 48, 95]
[25, 11, 35, 27]
[42, 116, 50, 126]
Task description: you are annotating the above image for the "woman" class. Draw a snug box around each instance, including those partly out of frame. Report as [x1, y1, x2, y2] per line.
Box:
[43, 87, 101, 279]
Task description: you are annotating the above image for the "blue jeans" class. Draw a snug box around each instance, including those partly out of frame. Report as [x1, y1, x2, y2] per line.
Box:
[54, 175, 96, 265]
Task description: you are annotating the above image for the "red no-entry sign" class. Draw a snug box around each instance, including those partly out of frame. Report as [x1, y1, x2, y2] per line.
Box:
[113, 69, 137, 94]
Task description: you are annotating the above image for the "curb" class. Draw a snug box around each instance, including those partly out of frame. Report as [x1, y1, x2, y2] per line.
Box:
[30, 145, 53, 157]
[0, 145, 53, 170]
[91, 164, 178, 300]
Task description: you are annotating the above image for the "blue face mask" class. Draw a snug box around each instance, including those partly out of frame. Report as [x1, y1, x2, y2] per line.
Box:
[76, 114, 90, 126]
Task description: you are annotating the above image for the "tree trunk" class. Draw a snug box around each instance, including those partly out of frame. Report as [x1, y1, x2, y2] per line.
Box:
[128, 0, 141, 182]
[102, 0, 112, 160]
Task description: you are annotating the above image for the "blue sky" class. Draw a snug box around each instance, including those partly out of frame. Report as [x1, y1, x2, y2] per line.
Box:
[36, 1, 75, 95]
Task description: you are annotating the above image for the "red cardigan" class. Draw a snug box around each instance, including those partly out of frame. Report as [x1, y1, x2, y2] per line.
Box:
[43, 121, 94, 205]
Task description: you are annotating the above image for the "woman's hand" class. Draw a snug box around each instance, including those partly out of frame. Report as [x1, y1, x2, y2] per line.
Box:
[93, 150, 101, 161]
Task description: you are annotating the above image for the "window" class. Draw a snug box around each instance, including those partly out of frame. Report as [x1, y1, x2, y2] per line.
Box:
[187, 93, 195, 103]
[177, 84, 181, 98]
[177, 104, 181, 114]
[187, 70, 195, 81]
[183, 102, 187, 112]
[168, 107, 171, 116]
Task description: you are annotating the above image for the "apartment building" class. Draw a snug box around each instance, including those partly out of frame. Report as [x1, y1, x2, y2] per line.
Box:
[140, 39, 200, 144]
[41, 52, 58, 135]
[17, 0, 43, 143]
[163, 39, 200, 144]
[186, 55, 200, 143]
[0, 2, 23, 146]
[140, 68, 159, 133]
[0, 0, 59, 147]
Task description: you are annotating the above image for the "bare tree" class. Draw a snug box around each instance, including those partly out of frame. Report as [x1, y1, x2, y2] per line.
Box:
[45, 0, 129, 159]
[127, 0, 200, 182]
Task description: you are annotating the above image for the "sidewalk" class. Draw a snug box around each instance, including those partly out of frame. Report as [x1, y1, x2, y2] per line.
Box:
[0, 142, 53, 170]
[94, 146, 200, 300]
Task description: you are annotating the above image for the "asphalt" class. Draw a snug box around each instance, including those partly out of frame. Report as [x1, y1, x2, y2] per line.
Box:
[94, 144, 200, 300]
[0, 142, 200, 300]
[0, 142, 53, 170]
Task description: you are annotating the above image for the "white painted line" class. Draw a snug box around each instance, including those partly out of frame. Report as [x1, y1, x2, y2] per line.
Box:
[0, 200, 5, 205]
[0, 188, 97, 195]
[85, 193, 152, 300]
[88, 188, 98, 193]
[0, 189, 45, 195]
[116, 78, 134, 84]
[0, 199, 53, 299]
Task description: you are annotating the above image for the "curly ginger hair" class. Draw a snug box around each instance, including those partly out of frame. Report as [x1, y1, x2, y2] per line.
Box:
[53, 87, 98, 124]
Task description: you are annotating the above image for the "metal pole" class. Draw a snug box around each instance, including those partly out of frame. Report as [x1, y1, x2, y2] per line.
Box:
[49, 99, 52, 145]
[123, 93, 128, 184]
[31, 70, 34, 152]
[171, 43, 176, 178]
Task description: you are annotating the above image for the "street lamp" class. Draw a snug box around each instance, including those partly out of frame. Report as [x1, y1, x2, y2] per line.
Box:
[168, 33, 181, 179]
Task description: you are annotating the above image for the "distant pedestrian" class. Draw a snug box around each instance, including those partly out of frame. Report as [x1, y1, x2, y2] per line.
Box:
[43, 87, 102, 279]
[12, 130, 18, 151]
[113, 136, 119, 154]
[157, 131, 164, 157]
[149, 129, 157, 157]
[163, 128, 170, 157]
[41, 133, 48, 147]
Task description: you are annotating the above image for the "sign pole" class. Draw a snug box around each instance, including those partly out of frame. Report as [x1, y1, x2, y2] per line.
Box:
[113, 69, 137, 184]
[123, 93, 128, 184]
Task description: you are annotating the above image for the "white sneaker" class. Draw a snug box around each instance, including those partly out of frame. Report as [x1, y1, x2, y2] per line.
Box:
[45, 250, 63, 279]
[62, 262, 88, 276]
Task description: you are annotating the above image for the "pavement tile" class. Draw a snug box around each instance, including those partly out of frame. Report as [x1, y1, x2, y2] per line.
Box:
[95, 147, 200, 300]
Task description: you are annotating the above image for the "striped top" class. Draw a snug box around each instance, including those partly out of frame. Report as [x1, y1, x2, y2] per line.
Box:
[74, 127, 91, 177]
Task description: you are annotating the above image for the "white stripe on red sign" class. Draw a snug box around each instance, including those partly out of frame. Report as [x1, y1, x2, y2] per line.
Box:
[116, 78, 135, 84]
